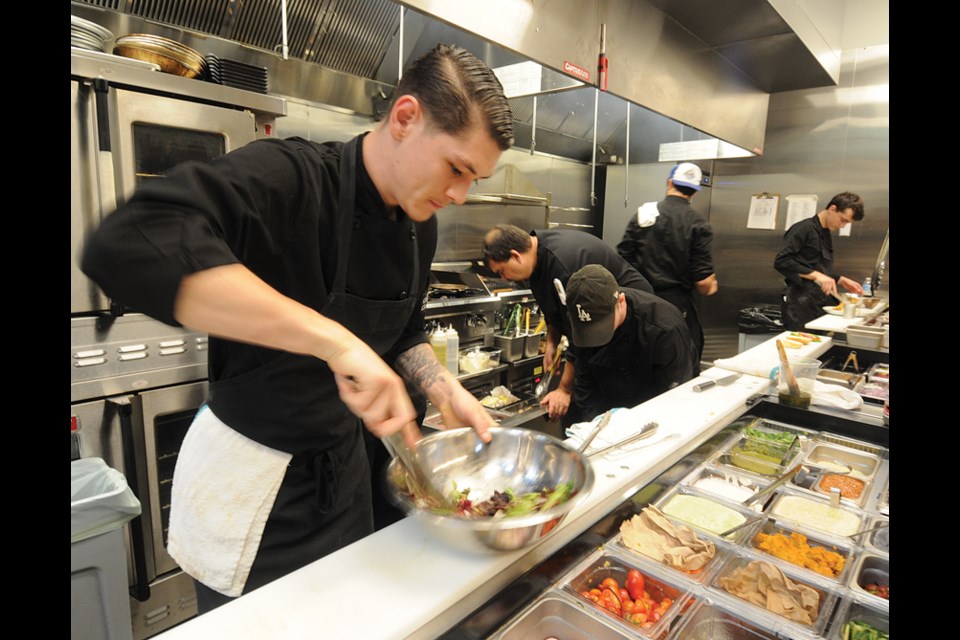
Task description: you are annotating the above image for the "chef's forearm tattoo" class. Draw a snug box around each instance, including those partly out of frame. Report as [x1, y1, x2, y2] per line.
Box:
[395, 343, 447, 391]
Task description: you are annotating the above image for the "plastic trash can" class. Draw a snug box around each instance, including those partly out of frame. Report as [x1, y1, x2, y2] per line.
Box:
[71, 457, 141, 640]
[736, 305, 784, 353]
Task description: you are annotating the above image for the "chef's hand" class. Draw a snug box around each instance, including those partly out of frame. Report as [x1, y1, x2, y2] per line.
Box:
[838, 276, 864, 295]
[815, 274, 838, 298]
[435, 383, 495, 443]
[394, 343, 493, 445]
[330, 344, 420, 447]
[540, 388, 571, 421]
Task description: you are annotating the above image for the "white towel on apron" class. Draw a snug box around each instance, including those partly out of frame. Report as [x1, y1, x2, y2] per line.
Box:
[167, 405, 292, 597]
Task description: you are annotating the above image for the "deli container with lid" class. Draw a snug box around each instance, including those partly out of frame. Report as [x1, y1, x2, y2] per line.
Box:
[561, 550, 696, 638]
[709, 549, 841, 638]
[747, 519, 857, 586]
[827, 595, 889, 640]
[767, 488, 866, 542]
[654, 484, 765, 544]
[848, 553, 888, 610]
[487, 593, 636, 640]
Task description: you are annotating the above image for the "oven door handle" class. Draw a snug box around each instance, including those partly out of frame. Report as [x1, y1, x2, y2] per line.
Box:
[92, 78, 126, 328]
[112, 397, 151, 602]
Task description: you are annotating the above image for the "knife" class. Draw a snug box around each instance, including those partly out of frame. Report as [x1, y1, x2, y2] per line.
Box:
[692, 372, 742, 392]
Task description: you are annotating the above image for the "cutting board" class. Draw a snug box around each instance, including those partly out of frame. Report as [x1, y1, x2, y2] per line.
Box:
[714, 331, 832, 377]
[804, 314, 865, 332]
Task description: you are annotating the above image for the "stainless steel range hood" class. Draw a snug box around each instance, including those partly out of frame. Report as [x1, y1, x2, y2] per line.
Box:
[71, 0, 844, 163]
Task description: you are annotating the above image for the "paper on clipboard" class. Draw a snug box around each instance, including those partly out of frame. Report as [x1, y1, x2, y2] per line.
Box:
[747, 193, 779, 229]
[785, 194, 818, 230]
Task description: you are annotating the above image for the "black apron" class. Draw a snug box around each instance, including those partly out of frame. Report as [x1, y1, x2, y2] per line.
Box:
[199, 137, 420, 608]
[655, 287, 703, 362]
[781, 280, 837, 331]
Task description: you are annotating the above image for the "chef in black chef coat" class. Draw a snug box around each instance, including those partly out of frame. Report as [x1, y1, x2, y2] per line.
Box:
[564, 265, 698, 421]
[774, 192, 865, 330]
[81, 44, 514, 612]
[481, 224, 654, 427]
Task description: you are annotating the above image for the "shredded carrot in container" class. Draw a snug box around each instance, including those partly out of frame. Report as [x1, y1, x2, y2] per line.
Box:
[754, 531, 846, 577]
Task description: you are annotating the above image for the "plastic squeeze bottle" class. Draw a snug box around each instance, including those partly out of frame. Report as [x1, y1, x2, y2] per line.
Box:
[445, 324, 459, 374]
[430, 326, 447, 367]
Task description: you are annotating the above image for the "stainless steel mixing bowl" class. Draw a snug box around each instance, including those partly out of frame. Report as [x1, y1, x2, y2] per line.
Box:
[384, 426, 595, 551]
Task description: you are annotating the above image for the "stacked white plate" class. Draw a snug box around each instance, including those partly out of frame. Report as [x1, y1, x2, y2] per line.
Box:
[71, 15, 114, 52]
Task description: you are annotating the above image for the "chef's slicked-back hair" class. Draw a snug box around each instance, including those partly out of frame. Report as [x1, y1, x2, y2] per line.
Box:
[392, 43, 514, 151]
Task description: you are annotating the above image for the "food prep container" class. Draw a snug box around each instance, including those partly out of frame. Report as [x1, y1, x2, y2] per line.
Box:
[767, 489, 866, 542]
[864, 516, 888, 555]
[709, 550, 840, 637]
[488, 593, 636, 640]
[747, 519, 857, 585]
[492, 332, 526, 362]
[716, 435, 801, 477]
[680, 465, 771, 511]
[608, 523, 729, 586]
[816, 368, 863, 388]
[523, 331, 545, 358]
[827, 595, 889, 640]
[848, 553, 889, 609]
[654, 485, 765, 544]
[844, 325, 885, 349]
[457, 346, 502, 374]
[866, 363, 889, 383]
[852, 378, 888, 403]
[562, 550, 695, 638]
[665, 596, 811, 640]
[802, 443, 879, 480]
[786, 464, 872, 508]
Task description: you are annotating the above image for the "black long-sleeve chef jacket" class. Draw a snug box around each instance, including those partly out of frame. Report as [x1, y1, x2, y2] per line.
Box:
[571, 288, 698, 422]
[526, 229, 653, 365]
[81, 134, 435, 402]
[616, 195, 715, 293]
[774, 214, 840, 286]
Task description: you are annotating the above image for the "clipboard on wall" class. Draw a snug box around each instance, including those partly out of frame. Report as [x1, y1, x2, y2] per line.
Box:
[747, 192, 779, 229]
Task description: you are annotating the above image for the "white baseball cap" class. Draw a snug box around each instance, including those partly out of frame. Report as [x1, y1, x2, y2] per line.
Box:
[669, 162, 703, 191]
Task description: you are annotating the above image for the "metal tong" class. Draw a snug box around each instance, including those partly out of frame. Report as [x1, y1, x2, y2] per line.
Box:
[585, 421, 660, 458]
[741, 464, 803, 508]
[576, 410, 615, 454]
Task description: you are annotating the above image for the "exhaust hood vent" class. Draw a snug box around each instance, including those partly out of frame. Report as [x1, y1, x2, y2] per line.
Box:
[467, 164, 549, 207]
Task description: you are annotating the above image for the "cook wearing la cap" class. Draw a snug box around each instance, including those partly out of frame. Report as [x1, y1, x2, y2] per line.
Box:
[564, 265, 699, 422]
[566, 264, 622, 347]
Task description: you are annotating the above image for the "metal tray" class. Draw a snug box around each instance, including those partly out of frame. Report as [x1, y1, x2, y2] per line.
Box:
[488, 593, 636, 640]
[747, 519, 857, 585]
[816, 368, 863, 389]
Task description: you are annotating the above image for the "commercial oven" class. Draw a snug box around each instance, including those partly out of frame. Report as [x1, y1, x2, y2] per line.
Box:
[71, 314, 209, 639]
[70, 49, 286, 316]
[70, 47, 287, 639]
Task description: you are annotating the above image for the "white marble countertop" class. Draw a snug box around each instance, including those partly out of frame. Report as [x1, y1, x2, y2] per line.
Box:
[155, 338, 836, 639]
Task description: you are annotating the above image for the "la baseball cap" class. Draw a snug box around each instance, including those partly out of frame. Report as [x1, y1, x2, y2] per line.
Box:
[565, 265, 620, 348]
[669, 162, 703, 191]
